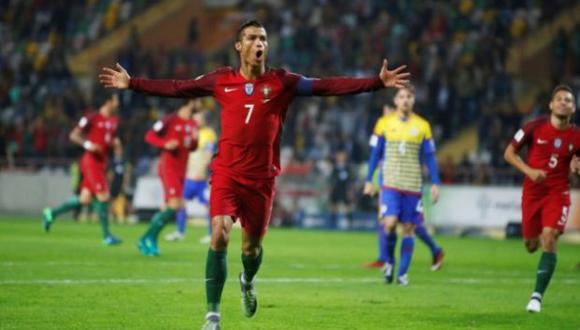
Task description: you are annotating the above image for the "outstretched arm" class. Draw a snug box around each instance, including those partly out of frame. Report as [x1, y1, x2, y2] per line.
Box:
[297, 59, 410, 96]
[99, 63, 214, 98]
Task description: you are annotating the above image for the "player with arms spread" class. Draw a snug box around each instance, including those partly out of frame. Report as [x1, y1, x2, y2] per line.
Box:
[42, 93, 123, 245]
[138, 99, 199, 256]
[363, 86, 441, 285]
[504, 84, 580, 313]
[99, 20, 410, 330]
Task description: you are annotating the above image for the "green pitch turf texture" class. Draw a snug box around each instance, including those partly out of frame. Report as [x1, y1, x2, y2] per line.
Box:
[1, 217, 579, 329]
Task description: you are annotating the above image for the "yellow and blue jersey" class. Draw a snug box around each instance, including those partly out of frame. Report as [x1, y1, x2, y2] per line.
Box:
[366, 113, 439, 194]
[186, 127, 217, 180]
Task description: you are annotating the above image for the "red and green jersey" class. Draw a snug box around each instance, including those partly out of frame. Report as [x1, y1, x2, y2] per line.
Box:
[511, 116, 580, 196]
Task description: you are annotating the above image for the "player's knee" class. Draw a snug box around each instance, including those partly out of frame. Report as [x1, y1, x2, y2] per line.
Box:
[401, 223, 414, 235]
[383, 218, 397, 232]
[524, 239, 539, 253]
[540, 231, 558, 252]
[242, 242, 261, 257]
[96, 193, 110, 202]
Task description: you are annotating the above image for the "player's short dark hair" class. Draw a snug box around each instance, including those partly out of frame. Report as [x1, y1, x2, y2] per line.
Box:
[551, 84, 575, 102]
[93, 90, 119, 108]
[236, 20, 264, 41]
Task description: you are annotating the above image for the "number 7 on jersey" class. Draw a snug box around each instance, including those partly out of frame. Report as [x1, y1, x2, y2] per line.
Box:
[244, 104, 254, 124]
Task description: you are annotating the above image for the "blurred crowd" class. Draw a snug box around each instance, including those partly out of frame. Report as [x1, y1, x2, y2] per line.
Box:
[1, 0, 579, 196]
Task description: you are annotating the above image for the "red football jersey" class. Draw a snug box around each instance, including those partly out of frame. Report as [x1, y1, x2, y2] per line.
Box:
[130, 66, 384, 179]
[78, 112, 119, 163]
[511, 116, 580, 195]
[145, 114, 198, 174]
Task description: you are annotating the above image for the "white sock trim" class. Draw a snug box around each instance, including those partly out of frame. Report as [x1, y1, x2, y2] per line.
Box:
[531, 292, 542, 300]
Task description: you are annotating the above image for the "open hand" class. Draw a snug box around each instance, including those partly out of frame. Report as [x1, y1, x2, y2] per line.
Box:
[99, 63, 131, 89]
[379, 59, 410, 89]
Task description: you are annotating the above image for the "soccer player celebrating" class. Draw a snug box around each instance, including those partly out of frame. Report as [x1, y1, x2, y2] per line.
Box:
[99, 20, 409, 330]
[365, 104, 444, 271]
[504, 84, 579, 313]
[138, 99, 199, 256]
[165, 104, 217, 243]
[42, 93, 123, 245]
[363, 86, 441, 285]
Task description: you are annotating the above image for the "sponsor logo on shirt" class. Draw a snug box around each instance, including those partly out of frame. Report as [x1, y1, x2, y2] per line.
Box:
[224, 87, 237, 93]
[537, 139, 548, 144]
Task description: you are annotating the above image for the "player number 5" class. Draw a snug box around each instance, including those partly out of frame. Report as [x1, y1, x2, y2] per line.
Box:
[244, 104, 254, 124]
[548, 154, 558, 169]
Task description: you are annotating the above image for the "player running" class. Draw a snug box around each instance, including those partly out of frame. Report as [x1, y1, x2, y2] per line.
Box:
[42, 93, 123, 245]
[363, 86, 441, 285]
[365, 104, 444, 271]
[504, 84, 579, 313]
[99, 20, 410, 330]
[165, 104, 217, 243]
[138, 99, 199, 256]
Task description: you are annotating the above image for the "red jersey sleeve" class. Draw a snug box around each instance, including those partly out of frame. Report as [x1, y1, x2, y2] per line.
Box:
[278, 69, 384, 97]
[129, 68, 226, 98]
[511, 117, 547, 151]
[145, 116, 171, 149]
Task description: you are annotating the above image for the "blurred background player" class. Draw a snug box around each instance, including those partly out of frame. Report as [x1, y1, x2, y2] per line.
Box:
[504, 84, 579, 313]
[363, 86, 441, 285]
[99, 19, 409, 330]
[42, 93, 123, 245]
[328, 149, 355, 229]
[138, 99, 198, 256]
[165, 101, 217, 243]
[365, 104, 444, 271]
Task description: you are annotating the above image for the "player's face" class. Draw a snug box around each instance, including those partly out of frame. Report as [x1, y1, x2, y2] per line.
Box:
[235, 26, 268, 67]
[193, 112, 206, 127]
[549, 90, 576, 118]
[394, 89, 415, 113]
[180, 101, 196, 118]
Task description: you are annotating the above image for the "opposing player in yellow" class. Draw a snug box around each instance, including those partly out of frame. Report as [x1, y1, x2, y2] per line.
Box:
[363, 86, 442, 285]
[165, 102, 217, 243]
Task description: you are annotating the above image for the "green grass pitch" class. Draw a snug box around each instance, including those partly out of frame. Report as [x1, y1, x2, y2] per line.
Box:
[1, 217, 579, 329]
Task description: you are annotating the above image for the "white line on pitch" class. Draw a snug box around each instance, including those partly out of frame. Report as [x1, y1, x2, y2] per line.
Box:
[0, 277, 578, 285]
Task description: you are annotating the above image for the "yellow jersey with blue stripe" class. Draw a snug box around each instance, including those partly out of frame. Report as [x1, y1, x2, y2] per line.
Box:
[371, 113, 436, 193]
[186, 127, 217, 179]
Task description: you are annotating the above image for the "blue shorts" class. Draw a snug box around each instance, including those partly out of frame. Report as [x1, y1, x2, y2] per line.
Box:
[379, 188, 423, 224]
[183, 179, 209, 205]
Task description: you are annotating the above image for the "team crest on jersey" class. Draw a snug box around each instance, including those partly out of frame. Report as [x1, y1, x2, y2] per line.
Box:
[185, 125, 191, 133]
[262, 85, 271, 98]
[245, 83, 254, 96]
[554, 138, 562, 148]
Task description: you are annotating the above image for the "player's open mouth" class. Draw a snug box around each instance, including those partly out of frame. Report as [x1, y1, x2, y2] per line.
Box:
[256, 50, 263, 59]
